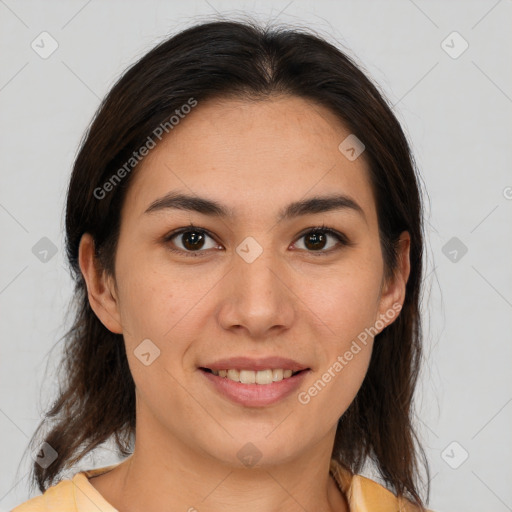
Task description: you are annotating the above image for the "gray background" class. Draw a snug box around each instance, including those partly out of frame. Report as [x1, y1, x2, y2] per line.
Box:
[1, 1, 511, 511]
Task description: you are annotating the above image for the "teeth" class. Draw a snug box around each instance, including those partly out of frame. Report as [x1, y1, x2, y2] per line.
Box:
[211, 368, 296, 384]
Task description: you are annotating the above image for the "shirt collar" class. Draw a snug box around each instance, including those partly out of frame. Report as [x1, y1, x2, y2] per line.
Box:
[329, 458, 425, 511]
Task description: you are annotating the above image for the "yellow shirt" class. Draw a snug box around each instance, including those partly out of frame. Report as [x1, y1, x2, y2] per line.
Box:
[12, 458, 434, 511]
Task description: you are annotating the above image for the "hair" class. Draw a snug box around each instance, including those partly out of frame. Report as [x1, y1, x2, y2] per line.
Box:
[23, 17, 430, 509]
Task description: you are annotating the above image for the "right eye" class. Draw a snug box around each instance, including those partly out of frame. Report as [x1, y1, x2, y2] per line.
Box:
[164, 226, 222, 257]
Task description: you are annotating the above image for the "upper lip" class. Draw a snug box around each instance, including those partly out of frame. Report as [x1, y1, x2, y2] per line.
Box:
[200, 356, 310, 372]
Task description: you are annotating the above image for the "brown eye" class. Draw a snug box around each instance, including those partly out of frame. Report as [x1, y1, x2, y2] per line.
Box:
[165, 227, 219, 255]
[303, 231, 328, 250]
[180, 230, 206, 250]
[293, 227, 349, 254]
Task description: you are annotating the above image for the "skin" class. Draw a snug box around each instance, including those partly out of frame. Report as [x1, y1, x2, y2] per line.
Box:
[79, 95, 410, 512]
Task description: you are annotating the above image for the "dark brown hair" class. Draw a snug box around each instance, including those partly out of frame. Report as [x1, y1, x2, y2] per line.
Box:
[22, 17, 430, 509]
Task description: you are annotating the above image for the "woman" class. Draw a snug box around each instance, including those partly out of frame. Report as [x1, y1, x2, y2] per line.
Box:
[13, 18, 434, 512]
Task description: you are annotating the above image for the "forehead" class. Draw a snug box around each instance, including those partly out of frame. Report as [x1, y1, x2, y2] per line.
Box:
[122, 95, 377, 227]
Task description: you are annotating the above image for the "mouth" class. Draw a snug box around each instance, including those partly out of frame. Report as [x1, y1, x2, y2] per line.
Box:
[198, 366, 311, 407]
[199, 367, 309, 385]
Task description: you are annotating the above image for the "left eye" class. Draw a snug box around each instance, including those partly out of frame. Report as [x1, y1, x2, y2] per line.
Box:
[292, 228, 347, 253]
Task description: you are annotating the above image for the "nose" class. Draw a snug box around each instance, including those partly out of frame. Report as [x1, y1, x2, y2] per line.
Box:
[217, 244, 296, 339]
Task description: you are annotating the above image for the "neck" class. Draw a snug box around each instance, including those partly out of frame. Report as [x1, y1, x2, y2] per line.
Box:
[89, 428, 349, 512]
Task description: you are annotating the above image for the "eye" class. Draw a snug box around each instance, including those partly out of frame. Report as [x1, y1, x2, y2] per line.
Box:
[292, 226, 350, 254]
[163, 223, 351, 258]
[164, 225, 220, 257]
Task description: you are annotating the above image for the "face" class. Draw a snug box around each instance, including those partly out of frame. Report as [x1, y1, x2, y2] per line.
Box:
[82, 95, 409, 468]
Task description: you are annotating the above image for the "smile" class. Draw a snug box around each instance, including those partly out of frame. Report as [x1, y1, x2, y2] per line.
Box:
[199, 367, 310, 407]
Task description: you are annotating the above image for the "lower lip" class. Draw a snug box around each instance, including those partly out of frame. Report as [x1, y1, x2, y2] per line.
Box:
[199, 369, 310, 407]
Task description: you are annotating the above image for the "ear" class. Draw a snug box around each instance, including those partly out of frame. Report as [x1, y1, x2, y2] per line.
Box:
[375, 231, 411, 332]
[78, 233, 123, 334]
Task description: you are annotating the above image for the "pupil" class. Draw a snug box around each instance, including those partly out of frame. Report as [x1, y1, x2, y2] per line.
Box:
[305, 232, 326, 250]
[183, 231, 205, 250]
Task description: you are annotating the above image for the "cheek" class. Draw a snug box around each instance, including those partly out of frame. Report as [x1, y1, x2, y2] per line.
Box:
[297, 336, 374, 437]
[116, 273, 174, 337]
[304, 261, 382, 338]
[114, 237, 185, 327]
[298, 255, 381, 403]
[113, 252, 219, 370]
[298, 312, 375, 429]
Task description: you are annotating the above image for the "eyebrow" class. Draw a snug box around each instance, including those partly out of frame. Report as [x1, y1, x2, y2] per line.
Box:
[144, 191, 367, 224]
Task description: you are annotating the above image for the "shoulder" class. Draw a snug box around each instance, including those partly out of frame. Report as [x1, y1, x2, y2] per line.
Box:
[349, 473, 435, 512]
[11, 463, 121, 512]
[10, 479, 76, 512]
[330, 458, 435, 512]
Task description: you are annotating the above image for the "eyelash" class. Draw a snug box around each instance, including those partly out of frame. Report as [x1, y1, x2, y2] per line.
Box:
[163, 223, 352, 258]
